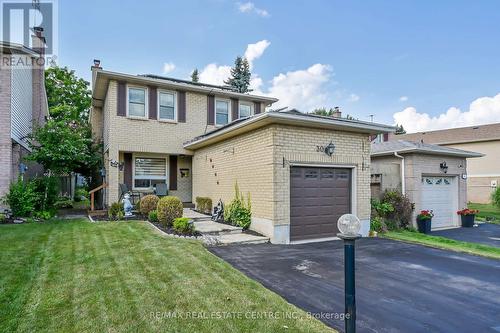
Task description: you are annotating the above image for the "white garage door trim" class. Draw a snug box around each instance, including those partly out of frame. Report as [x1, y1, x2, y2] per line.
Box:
[420, 175, 459, 230]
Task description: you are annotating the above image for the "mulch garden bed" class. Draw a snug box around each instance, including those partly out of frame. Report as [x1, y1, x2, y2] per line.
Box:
[150, 221, 202, 238]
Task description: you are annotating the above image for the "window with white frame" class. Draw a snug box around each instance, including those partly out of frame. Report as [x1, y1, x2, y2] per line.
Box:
[239, 102, 252, 118]
[158, 91, 176, 121]
[215, 99, 230, 125]
[134, 157, 167, 189]
[128, 87, 147, 117]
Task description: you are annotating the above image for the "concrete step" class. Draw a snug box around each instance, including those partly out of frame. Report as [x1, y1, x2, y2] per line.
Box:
[209, 233, 270, 245]
[194, 220, 242, 235]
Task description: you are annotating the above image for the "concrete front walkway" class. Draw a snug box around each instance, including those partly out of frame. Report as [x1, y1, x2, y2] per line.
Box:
[432, 223, 500, 247]
[210, 238, 500, 332]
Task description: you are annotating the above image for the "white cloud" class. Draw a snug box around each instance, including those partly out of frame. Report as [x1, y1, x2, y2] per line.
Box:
[237, 2, 269, 17]
[399, 96, 408, 102]
[265, 64, 333, 111]
[244, 40, 270, 69]
[162, 62, 176, 74]
[348, 93, 360, 102]
[199, 40, 270, 85]
[198, 63, 232, 85]
[393, 93, 500, 133]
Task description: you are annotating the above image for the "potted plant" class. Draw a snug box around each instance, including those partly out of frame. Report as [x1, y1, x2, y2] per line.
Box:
[457, 208, 479, 228]
[416, 210, 433, 234]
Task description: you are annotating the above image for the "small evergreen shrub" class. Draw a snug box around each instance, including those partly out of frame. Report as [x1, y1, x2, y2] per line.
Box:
[157, 196, 183, 227]
[370, 217, 384, 233]
[173, 217, 194, 234]
[74, 187, 88, 202]
[140, 194, 159, 216]
[224, 182, 252, 229]
[195, 197, 212, 214]
[108, 202, 124, 220]
[54, 197, 74, 209]
[492, 187, 500, 209]
[148, 210, 158, 222]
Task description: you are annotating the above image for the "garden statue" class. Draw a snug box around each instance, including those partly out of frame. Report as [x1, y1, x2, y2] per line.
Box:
[122, 193, 133, 217]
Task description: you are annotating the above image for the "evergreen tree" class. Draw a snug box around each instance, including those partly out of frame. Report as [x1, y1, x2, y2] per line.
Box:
[191, 68, 199, 83]
[224, 56, 252, 93]
[395, 124, 407, 135]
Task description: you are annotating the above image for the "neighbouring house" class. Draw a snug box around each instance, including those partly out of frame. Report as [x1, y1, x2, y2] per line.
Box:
[371, 140, 482, 230]
[0, 30, 48, 208]
[388, 123, 500, 203]
[90, 65, 394, 243]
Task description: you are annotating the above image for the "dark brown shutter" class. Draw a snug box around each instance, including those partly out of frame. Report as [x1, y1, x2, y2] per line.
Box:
[149, 87, 157, 120]
[117, 81, 126, 116]
[178, 91, 186, 123]
[207, 95, 215, 125]
[383, 133, 389, 142]
[254, 101, 261, 114]
[231, 98, 239, 121]
[169, 155, 178, 190]
[124, 153, 133, 189]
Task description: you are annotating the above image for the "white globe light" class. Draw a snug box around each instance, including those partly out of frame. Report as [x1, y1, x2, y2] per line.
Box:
[337, 214, 361, 236]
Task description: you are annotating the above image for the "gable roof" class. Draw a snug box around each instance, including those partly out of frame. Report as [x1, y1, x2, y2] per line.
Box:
[184, 110, 396, 149]
[389, 122, 500, 145]
[371, 140, 483, 158]
[92, 69, 278, 108]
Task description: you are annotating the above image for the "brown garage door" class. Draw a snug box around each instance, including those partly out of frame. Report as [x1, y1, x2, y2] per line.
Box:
[290, 167, 351, 241]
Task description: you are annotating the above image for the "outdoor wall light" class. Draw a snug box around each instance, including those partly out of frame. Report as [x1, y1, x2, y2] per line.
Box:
[337, 214, 362, 333]
[440, 161, 448, 173]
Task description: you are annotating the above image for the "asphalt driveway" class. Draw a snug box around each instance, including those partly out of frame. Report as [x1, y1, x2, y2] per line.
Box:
[431, 223, 500, 247]
[210, 238, 500, 333]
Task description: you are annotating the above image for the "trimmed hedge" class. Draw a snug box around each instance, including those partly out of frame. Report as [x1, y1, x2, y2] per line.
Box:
[195, 197, 212, 214]
[157, 196, 183, 227]
[140, 194, 159, 216]
[173, 217, 194, 234]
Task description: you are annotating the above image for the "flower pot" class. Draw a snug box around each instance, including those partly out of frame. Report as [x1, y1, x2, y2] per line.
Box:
[417, 218, 432, 234]
[461, 214, 475, 228]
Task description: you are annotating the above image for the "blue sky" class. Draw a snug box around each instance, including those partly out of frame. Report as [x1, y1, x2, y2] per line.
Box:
[56, 0, 500, 132]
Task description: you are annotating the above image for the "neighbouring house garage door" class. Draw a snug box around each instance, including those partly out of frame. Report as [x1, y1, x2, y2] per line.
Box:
[421, 176, 457, 229]
[290, 167, 351, 241]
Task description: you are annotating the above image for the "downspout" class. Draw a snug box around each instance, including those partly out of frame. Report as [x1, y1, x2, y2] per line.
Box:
[394, 152, 405, 195]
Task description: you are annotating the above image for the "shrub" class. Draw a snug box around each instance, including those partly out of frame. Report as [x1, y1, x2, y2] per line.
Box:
[2, 178, 38, 217]
[380, 190, 413, 230]
[108, 202, 124, 220]
[492, 187, 500, 208]
[148, 210, 158, 222]
[173, 217, 194, 234]
[195, 197, 212, 214]
[74, 187, 88, 202]
[370, 217, 384, 233]
[157, 196, 183, 227]
[54, 197, 74, 209]
[371, 199, 394, 216]
[34, 210, 54, 220]
[224, 182, 252, 229]
[140, 194, 159, 216]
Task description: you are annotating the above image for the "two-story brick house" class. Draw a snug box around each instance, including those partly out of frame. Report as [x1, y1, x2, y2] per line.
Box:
[0, 31, 48, 208]
[91, 65, 394, 243]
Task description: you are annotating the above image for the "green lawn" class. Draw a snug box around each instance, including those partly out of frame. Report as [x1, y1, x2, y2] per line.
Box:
[0, 219, 333, 333]
[383, 230, 500, 260]
[468, 202, 500, 223]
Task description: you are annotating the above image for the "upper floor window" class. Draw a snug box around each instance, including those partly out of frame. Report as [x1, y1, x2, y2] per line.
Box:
[158, 91, 176, 121]
[128, 87, 147, 118]
[239, 102, 252, 118]
[215, 99, 230, 126]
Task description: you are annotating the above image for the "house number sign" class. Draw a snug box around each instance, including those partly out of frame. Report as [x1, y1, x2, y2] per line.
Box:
[316, 141, 336, 157]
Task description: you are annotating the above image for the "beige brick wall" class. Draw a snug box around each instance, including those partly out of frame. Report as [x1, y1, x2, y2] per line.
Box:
[191, 124, 372, 242]
[104, 80, 258, 204]
[192, 126, 274, 220]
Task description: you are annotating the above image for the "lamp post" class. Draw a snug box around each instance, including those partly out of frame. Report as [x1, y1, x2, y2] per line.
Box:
[337, 214, 362, 333]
